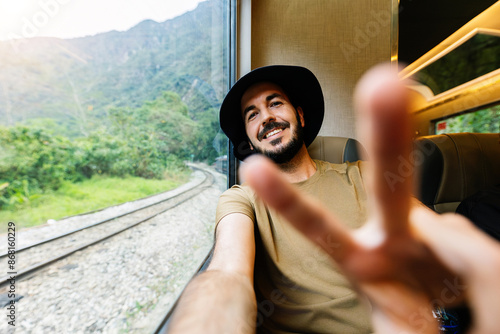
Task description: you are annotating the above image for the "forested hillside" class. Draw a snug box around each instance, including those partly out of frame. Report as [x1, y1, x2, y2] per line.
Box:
[0, 0, 226, 138]
[0, 0, 228, 211]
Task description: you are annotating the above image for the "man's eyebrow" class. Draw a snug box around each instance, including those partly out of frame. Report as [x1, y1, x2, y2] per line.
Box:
[266, 93, 283, 101]
[243, 105, 256, 117]
[243, 93, 283, 117]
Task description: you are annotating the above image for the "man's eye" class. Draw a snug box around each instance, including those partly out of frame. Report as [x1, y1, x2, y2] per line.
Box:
[247, 112, 257, 121]
[270, 101, 282, 107]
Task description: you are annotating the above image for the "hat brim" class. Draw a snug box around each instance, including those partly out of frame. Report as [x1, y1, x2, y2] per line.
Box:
[220, 65, 324, 161]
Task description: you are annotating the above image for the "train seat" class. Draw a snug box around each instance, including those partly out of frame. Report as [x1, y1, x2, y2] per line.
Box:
[414, 133, 500, 213]
[307, 136, 366, 163]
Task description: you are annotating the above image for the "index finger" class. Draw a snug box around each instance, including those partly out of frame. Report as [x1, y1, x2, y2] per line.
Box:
[354, 64, 413, 236]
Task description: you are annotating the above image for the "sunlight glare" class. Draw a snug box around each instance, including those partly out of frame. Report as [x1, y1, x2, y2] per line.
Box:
[0, 0, 206, 41]
[0, 1, 39, 40]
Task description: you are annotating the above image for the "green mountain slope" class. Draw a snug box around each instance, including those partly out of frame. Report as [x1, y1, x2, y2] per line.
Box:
[0, 0, 227, 138]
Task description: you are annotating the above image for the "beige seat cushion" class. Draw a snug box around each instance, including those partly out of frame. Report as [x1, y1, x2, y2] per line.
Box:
[308, 136, 366, 164]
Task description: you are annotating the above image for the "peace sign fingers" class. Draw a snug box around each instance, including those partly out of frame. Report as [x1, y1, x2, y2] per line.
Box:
[354, 64, 413, 238]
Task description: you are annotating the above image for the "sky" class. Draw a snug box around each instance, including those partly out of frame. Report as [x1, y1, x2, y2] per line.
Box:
[0, 0, 206, 41]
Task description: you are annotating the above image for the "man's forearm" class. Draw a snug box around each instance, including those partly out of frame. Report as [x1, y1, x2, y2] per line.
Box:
[168, 270, 257, 334]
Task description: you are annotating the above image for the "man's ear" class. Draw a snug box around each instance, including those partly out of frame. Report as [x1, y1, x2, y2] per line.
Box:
[248, 141, 254, 150]
[297, 106, 305, 127]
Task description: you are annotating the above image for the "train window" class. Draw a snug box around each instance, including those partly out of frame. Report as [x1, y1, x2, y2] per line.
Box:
[400, 1, 500, 136]
[0, 0, 231, 332]
[434, 103, 500, 134]
[413, 29, 500, 97]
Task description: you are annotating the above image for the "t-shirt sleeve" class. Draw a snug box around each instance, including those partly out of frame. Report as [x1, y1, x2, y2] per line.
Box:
[215, 185, 256, 229]
[357, 160, 369, 181]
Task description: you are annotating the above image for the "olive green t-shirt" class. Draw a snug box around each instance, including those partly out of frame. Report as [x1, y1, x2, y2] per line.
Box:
[215, 160, 373, 333]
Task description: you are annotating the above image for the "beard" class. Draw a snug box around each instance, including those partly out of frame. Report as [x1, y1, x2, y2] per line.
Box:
[250, 112, 305, 164]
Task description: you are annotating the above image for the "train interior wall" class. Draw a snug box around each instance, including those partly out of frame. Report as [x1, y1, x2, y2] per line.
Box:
[237, 0, 396, 142]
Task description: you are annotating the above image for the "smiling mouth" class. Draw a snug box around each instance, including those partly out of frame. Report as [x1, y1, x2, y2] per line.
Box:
[258, 121, 290, 141]
[264, 128, 284, 139]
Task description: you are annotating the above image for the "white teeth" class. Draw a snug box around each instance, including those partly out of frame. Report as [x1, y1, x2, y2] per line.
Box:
[265, 129, 283, 139]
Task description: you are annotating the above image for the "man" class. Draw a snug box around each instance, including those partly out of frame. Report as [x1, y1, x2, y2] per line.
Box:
[168, 64, 500, 334]
[169, 65, 372, 333]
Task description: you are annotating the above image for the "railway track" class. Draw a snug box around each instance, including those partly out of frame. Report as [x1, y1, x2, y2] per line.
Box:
[0, 166, 215, 288]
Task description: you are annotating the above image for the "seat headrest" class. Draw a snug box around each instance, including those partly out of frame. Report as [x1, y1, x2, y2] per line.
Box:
[308, 136, 366, 164]
[414, 133, 500, 213]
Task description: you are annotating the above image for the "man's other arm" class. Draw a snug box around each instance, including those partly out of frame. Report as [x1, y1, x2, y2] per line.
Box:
[168, 213, 257, 334]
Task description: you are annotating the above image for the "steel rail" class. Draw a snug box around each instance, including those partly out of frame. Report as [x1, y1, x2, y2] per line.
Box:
[0, 166, 207, 258]
[0, 169, 215, 288]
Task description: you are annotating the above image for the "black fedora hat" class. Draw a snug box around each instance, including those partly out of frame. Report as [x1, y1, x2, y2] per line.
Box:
[220, 65, 324, 160]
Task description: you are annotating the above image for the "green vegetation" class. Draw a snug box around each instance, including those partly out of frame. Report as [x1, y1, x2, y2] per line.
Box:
[0, 91, 220, 230]
[436, 105, 500, 134]
[0, 173, 188, 232]
[417, 33, 500, 95]
[0, 1, 228, 230]
[0, 92, 201, 213]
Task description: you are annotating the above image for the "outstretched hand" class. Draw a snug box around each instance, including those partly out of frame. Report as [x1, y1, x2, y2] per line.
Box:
[240, 64, 500, 334]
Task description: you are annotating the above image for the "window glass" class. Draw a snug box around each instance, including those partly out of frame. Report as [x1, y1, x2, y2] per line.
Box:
[0, 0, 229, 332]
[414, 32, 500, 96]
[435, 104, 500, 134]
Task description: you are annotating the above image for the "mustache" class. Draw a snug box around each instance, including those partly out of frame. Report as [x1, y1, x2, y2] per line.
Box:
[257, 121, 290, 141]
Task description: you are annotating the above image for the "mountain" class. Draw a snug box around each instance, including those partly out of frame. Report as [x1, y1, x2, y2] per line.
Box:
[0, 0, 227, 137]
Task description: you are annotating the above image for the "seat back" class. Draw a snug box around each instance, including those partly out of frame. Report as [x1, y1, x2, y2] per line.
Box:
[307, 136, 366, 163]
[414, 133, 500, 213]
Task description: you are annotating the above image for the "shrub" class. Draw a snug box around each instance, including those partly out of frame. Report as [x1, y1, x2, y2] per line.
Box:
[0, 126, 79, 208]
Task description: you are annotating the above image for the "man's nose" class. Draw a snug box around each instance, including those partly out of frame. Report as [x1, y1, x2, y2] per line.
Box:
[261, 108, 276, 125]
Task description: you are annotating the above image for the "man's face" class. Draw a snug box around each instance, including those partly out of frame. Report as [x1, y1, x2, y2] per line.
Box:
[241, 82, 305, 163]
